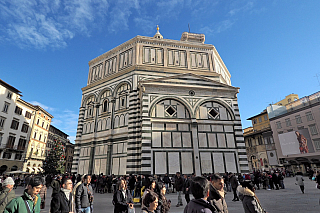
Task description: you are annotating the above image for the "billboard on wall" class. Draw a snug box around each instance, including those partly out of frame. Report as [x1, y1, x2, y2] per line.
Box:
[278, 128, 314, 156]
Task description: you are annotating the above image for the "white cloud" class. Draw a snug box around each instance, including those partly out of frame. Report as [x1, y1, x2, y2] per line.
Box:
[29, 101, 55, 111]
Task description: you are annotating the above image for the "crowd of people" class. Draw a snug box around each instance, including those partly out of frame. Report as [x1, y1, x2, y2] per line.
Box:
[0, 169, 319, 213]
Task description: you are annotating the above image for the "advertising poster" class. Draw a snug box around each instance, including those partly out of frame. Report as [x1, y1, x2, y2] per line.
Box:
[278, 128, 314, 156]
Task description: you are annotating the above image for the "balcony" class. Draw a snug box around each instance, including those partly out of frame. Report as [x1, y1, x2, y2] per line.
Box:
[30, 154, 46, 160]
[16, 145, 27, 152]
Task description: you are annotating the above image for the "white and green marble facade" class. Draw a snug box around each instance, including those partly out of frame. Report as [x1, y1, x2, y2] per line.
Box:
[72, 32, 249, 176]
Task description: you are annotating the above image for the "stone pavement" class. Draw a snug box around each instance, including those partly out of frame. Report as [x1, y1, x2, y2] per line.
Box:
[13, 176, 320, 213]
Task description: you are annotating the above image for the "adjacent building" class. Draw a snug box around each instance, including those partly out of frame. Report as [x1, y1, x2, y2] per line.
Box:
[268, 91, 320, 173]
[72, 29, 249, 176]
[243, 94, 298, 171]
[0, 80, 35, 174]
[23, 106, 53, 173]
[65, 141, 74, 174]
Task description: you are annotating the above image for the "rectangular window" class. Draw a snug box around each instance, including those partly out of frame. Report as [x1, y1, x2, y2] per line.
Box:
[276, 121, 282, 129]
[306, 112, 314, 121]
[252, 119, 257, 124]
[10, 119, 19, 130]
[309, 124, 318, 135]
[7, 92, 12, 99]
[25, 111, 32, 119]
[21, 123, 29, 133]
[33, 132, 37, 139]
[2, 102, 10, 113]
[18, 138, 27, 150]
[15, 154, 22, 160]
[314, 139, 320, 150]
[3, 152, 12, 159]
[264, 115, 268, 121]
[295, 115, 302, 124]
[14, 106, 22, 115]
[285, 118, 291, 127]
[0, 117, 5, 128]
[0, 133, 3, 144]
[7, 135, 15, 148]
[36, 119, 40, 125]
[258, 117, 262, 123]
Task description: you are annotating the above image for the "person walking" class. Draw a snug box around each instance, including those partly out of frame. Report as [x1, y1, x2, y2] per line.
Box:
[229, 173, 239, 201]
[237, 180, 266, 213]
[4, 177, 43, 213]
[155, 182, 171, 213]
[75, 175, 94, 213]
[183, 175, 191, 204]
[0, 177, 16, 213]
[295, 172, 305, 193]
[113, 178, 134, 213]
[174, 172, 184, 207]
[51, 175, 62, 197]
[208, 174, 228, 213]
[50, 177, 76, 213]
[39, 183, 47, 209]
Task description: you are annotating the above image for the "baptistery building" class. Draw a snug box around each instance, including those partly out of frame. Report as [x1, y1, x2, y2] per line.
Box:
[72, 28, 249, 176]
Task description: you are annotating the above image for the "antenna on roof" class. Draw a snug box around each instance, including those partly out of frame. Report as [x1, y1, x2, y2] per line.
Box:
[188, 23, 190, 33]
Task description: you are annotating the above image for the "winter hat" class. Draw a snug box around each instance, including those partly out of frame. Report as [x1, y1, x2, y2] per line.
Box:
[3, 177, 14, 186]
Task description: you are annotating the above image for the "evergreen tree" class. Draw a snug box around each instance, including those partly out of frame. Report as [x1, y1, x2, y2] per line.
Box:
[43, 139, 66, 174]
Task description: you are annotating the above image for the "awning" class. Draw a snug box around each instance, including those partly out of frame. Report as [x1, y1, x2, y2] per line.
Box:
[27, 167, 34, 172]
[38, 167, 44, 172]
[33, 167, 39, 172]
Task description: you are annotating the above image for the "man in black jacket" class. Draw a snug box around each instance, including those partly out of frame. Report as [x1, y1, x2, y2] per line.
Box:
[174, 172, 184, 207]
[76, 175, 94, 213]
[50, 177, 75, 213]
[183, 175, 191, 204]
[184, 176, 217, 213]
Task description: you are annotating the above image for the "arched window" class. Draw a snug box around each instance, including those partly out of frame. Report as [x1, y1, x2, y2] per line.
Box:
[151, 99, 190, 119]
[103, 100, 108, 112]
[196, 101, 233, 120]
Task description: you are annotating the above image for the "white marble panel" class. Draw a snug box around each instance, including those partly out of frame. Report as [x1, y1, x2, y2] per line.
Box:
[178, 124, 189, 131]
[118, 143, 124, 153]
[162, 132, 172, 147]
[119, 157, 127, 175]
[172, 132, 182, 147]
[198, 125, 211, 132]
[174, 51, 179, 66]
[157, 49, 163, 64]
[168, 152, 180, 174]
[180, 52, 186, 67]
[128, 49, 132, 65]
[177, 104, 185, 118]
[155, 152, 167, 174]
[226, 134, 235, 148]
[113, 144, 118, 154]
[100, 158, 107, 175]
[211, 125, 223, 132]
[106, 118, 111, 129]
[224, 125, 233, 132]
[166, 123, 176, 131]
[225, 153, 237, 173]
[198, 133, 207, 147]
[212, 153, 225, 173]
[123, 143, 127, 153]
[181, 152, 193, 174]
[84, 160, 90, 174]
[191, 53, 196, 67]
[78, 160, 84, 174]
[95, 146, 99, 155]
[219, 108, 227, 120]
[156, 104, 164, 117]
[208, 133, 217, 148]
[200, 152, 213, 174]
[152, 123, 164, 130]
[152, 132, 161, 147]
[168, 50, 174, 65]
[144, 48, 150, 63]
[94, 159, 100, 174]
[217, 133, 226, 148]
[112, 158, 120, 175]
[202, 54, 208, 68]
[197, 54, 202, 67]
[100, 146, 105, 155]
[182, 132, 192, 147]
[199, 106, 207, 119]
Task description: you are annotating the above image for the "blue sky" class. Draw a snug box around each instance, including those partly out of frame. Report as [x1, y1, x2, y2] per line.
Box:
[1, 0, 320, 143]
